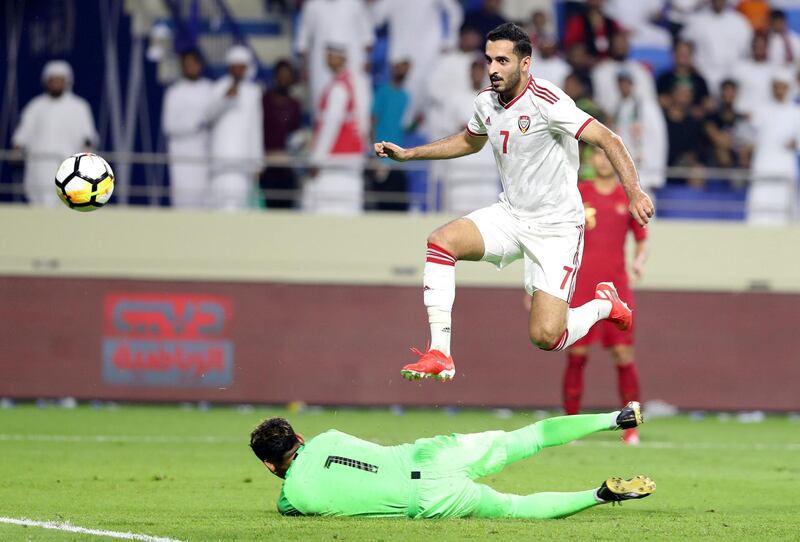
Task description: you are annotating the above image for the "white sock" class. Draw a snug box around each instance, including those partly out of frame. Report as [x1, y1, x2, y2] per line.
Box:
[550, 299, 612, 351]
[424, 244, 456, 355]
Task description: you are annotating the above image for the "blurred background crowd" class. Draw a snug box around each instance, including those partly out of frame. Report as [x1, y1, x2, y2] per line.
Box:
[2, 0, 800, 223]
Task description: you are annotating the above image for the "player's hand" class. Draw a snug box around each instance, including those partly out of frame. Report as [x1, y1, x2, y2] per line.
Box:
[374, 141, 411, 162]
[629, 191, 654, 226]
[631, 260, 645, 284]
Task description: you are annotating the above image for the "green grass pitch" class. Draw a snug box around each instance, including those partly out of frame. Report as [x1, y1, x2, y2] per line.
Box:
[0, 405, 798, 541]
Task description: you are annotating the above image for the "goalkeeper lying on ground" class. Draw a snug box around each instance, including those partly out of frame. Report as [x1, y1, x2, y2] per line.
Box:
[249, 402, 654, 519]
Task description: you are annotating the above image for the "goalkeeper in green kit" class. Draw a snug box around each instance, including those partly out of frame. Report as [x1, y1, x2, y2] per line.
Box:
[249, 401, 655, 519]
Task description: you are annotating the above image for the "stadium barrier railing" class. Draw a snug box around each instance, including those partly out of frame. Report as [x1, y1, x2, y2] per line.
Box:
[0, 149, 797, 220]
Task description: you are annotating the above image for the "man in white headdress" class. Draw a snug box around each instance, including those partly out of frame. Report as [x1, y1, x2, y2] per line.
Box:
[747, 70, 800, 225]
[162, 50, 213, 208]
[295, 0, 374, 135]
[12, 61, 97, 207]
[207, 46, 264, 211]
[304, 43, 365, 214]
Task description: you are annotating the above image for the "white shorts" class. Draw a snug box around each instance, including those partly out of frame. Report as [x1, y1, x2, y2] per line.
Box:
[465, 203, 584, 302]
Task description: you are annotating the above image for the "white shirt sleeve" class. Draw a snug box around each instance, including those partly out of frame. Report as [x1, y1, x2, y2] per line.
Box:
[12, 100, 37, 148]
[311, 82, 349, 163]
[540, 92, 594, 139]
[466, 98, 488, 136]
[295, 2, 317, 55]
[162, 86, 202, 139]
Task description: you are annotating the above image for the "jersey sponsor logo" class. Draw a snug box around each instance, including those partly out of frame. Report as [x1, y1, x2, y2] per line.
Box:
[485, 115, 492, 126]
[102, 293, 234, 388]
[325, 456, 379, 473]
[518, 115, 530, 133]
[616, 203, 627, 215]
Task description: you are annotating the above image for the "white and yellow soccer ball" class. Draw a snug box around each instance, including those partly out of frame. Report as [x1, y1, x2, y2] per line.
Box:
[55, 153, 114, 212]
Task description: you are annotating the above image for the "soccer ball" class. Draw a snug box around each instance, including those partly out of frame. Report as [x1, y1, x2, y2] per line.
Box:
[55, 153, 115, 212]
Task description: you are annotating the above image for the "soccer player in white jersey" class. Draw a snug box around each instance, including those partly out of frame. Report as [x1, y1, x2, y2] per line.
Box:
[374, 23, 654, 381]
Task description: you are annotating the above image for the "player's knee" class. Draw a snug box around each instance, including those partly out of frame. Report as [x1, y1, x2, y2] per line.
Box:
[427, 228, 455, 253]
[610, 345, 634, 365]
[529, 323, 565, 351]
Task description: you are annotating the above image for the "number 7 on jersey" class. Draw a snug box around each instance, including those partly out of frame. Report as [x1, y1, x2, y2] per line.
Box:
[500, 130, 510, 154]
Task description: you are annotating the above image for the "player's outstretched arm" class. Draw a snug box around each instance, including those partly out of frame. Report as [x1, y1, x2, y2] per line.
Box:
[579, 121, 655, 226]
[374, 130, 486, 162]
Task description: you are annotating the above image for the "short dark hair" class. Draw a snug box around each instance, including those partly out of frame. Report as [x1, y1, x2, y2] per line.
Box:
[250, 417, 299, 463]
[486, 23, 532, 59]
[179, 49, 203, 63]
[770, 9, 786, 21]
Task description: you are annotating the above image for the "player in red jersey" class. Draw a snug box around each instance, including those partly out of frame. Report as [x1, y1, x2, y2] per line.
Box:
[566, 148, 648, 444]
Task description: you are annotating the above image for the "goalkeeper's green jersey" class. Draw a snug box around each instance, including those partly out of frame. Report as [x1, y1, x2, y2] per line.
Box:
[278, 429, 415, 517]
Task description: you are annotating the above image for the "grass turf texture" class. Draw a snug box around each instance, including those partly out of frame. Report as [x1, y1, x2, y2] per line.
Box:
[1, 406, 798, 541]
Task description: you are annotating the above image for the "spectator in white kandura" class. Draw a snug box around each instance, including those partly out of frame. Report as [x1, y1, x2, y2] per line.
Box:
[371, 0, 463, 125]
[681, 0, 753, 96]
[747, 70, 800, 225]
[304, 44, 365, 215]
[732, 32, 781, 117]
[438, 56, 499, 215]
[162, 50, 213, 208]
[424, 26, 483, 142]
[592, 32, 657, 116]
[12, 61, 97, 207]
[767, 9, 800, 68]
[531, 34, 570, 88]
[295, 0, 374, 135]
[207, 46, 263, 211]
[604, 0, 672, 48]
[612, 70, 667, 192]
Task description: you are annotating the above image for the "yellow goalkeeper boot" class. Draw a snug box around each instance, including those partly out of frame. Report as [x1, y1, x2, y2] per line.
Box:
[597, 475, 656, 503]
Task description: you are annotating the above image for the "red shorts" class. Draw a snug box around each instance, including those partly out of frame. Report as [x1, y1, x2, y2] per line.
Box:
[571, 276, 635, 348]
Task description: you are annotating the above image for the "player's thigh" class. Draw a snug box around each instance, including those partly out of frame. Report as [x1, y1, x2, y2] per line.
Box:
[415, 478, 483, 519]
[459, 203, 523, 266]
[414, 430, 508, 476]
[522, 223, 584, 302]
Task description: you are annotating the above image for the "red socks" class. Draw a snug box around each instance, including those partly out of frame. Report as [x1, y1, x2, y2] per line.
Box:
[563, 353, 587, 415]
[616, 362, 641, 405]
[564, 355, 641, 414]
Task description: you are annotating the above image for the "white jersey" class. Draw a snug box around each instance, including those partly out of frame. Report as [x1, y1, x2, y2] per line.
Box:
[466, 76, 593, 225]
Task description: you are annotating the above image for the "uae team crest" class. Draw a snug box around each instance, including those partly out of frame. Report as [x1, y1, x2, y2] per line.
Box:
[518, 115, 530, 133]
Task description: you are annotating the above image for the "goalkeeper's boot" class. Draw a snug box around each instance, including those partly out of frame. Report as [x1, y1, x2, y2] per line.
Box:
[597, 475, 656, 502]
[401, 347, 455, 381]
[595, 282, 632, 330]
[616, 401, 643, 429]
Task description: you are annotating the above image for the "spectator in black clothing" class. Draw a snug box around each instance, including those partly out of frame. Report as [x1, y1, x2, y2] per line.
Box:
[462, 0, 507, 45]
[562, 0, 622, 62]
[260, 60, 303, 208]
[704, 79, 752, 172]
[565, 42, 594, 84]
[656, 40, 711, 119]
[663, 81, 707, 187]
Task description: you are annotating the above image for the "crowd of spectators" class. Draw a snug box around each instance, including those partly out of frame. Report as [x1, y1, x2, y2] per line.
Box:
[11, 0, 800, 223]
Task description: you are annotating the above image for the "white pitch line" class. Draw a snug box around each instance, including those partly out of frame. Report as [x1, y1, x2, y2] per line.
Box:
[0, 517, 185, 542]
[0, 434, 238, 444]
[0, 433, 799, 451]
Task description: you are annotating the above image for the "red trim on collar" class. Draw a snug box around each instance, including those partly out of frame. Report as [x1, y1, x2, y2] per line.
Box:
[498, 76, 533, 109]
